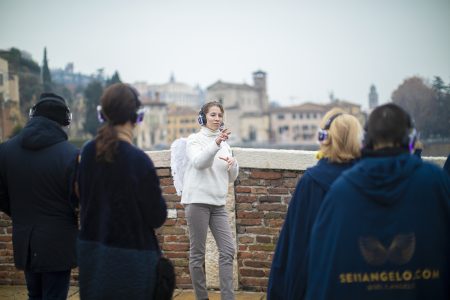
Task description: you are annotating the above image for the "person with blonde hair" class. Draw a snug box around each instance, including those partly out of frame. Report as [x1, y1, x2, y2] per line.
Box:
[267, 108, 363, 300]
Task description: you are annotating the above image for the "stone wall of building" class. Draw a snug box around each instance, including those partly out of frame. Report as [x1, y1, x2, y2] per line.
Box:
[0, 149, 446, 290]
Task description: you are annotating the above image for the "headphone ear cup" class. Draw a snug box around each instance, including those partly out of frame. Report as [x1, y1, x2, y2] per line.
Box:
[29, 106, 36, 119]
[317, 129, 327, 142]
[197, 112, 206, 125]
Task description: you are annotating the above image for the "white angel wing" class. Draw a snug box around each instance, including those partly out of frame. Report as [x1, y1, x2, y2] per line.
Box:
[170, 138, 188, 196]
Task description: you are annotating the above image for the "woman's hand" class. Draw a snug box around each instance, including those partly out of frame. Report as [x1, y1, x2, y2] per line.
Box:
[215, 129, 231, 146]
[219, 156, 235, 171]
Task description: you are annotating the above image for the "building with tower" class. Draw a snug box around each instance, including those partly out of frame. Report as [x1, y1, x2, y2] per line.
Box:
[206, 70, 270, 144]
[368, 84, 379, 110]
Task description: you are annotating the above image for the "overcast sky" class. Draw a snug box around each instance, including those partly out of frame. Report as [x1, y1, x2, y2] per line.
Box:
[1, 0, 449, 109]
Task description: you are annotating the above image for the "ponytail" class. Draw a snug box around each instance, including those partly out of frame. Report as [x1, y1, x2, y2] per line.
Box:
[95, 123, 119, 162]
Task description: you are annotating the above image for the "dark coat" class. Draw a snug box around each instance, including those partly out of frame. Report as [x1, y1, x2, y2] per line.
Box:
[267, 158, 355, 300]
[0, 117, 79, 272]
[306, 153, 450, 300]
[444, 154, 450, 176]
[77, 140, 167, 299]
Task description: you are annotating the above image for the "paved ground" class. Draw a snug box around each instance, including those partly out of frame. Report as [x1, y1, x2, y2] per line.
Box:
[0, 286, 267, 299]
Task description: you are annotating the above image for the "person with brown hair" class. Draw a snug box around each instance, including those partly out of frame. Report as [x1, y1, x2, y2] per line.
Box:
[267, 108, 363, 300]
[77, 83, 167, 299]
[181, 101, 239, 300]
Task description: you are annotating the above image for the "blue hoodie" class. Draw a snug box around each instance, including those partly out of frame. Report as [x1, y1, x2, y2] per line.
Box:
[267, 158, 355, 300]
[306, 153, 450, 300]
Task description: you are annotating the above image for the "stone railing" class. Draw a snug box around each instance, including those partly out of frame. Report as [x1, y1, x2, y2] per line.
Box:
[0, 148, 446, 291]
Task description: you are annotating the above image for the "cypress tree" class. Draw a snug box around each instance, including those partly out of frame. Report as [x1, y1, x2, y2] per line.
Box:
[42, 47, 52, 92]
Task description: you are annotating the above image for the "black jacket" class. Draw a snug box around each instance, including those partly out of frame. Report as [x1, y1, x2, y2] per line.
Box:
[0, 116, 79, 272]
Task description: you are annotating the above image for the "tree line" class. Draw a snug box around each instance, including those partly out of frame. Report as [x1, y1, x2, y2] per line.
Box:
[392, 76, 450, 139]
[0, 47, 122, 139]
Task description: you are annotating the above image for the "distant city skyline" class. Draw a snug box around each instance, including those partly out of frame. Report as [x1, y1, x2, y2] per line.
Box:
[1, 0, 449, 109]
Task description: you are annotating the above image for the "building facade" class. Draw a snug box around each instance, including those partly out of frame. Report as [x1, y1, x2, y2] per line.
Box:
[136, 100, 168, 150]
[269, 102, 327, 146]
[206, 70, 269, 144]
[134, 74, 204, 109]
[0, 57, 21, 141]
[167, 105, 199, 144]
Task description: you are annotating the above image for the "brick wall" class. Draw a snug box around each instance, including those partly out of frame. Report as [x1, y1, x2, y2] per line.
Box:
[234, 168, 301, 291]
[0, 149, 445, 289]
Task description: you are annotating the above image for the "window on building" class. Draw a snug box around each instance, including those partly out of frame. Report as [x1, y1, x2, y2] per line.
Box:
[313, 113, 317, 119]
[306, 113, 310, 119]
[299, 113, 303, 119]
[292, 113, 296, 119]
[277, 114, 285, 120]
[302, 125, 309, 130]
[0, 73, 3, 86]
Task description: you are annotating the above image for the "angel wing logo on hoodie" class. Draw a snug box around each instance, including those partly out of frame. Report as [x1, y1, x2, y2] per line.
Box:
[359, 233, 415, 266]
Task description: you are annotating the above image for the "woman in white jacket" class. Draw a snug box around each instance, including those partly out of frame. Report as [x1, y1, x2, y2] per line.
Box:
[181, 101, 239, 300]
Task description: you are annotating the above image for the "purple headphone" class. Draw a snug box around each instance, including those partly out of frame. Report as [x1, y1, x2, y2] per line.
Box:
[317, 113, 342, 142]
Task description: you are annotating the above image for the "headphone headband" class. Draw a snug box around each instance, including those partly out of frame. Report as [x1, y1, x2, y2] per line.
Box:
[29, 93, 71, 126]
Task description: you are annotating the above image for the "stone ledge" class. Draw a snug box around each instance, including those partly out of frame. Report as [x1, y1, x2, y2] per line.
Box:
[146, 148, 447, 170]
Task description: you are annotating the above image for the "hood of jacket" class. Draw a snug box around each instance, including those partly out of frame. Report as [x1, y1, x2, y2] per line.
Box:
[307, 158, 355, 192]
[342, 153, 422, 205]
[20, 116, 68, 150]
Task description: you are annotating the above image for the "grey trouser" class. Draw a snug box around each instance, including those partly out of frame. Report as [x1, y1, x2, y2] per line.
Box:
[185, 203, 236, 300]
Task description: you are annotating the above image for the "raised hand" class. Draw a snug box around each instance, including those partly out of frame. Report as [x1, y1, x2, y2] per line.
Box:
[215, 128, 231, 146]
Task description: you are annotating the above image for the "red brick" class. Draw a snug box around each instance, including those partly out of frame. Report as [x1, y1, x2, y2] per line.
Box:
[166, 252, 189, 259]
[283, 171, 300, 178]
[256, 236, 272, 243]
[238, 236, 255, 244]
[239, 277, 268, 288]
[267, 187, 289, 194]
[156, 168, 171, 177]
[238, 251, 253, 259]
[258, 203, 287, 212]
[264, 211, 287, 219]
[236, 195, 257, 203]
[162, 243, 190, 251]
[250, 171, 282, 180]
[236, 203, 253, 211]
[235, 186, 251, 193]
[244, 260, 272, 268]
[240, 268, 266, 277]
[236, 211, 263, 219]
[239, 245, 249, 251]
[163, 186, 177, 194]
[284, 178, 299, 188]
[0, 236, 11, 242]
[251, 187, 267, 194]
[264, 219, 285, 227]
[238, 179, 261, 186]
[249, 244, 276, 252]
[163, 219, 177, 226]
[163, 194, 181, 201]
[237, 219, 262, 226]
[259, 195, 281, 203]
[161, 227, 186, 235]
[245, 227, 280, 235]
[160, 177, 174, 185]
